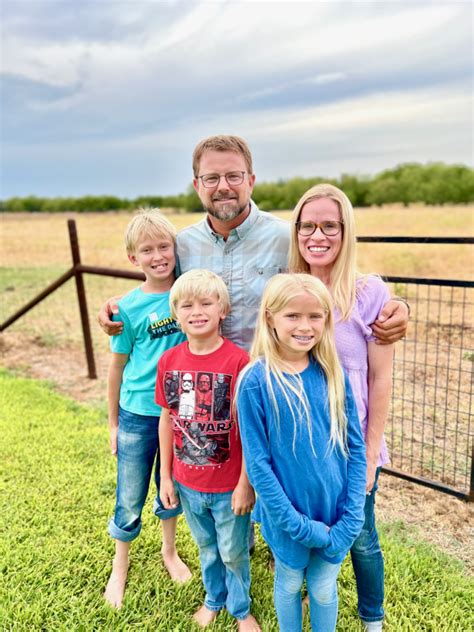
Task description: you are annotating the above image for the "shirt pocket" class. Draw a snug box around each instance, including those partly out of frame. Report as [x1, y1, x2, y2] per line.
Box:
[243, 265, 283, 307]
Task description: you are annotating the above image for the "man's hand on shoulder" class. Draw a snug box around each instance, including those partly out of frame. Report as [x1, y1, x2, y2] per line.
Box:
[97, 295, 124, 336]
[371, 298, 409, 345]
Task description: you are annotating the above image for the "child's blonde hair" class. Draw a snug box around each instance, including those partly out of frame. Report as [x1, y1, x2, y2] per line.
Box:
[243, 273, 348, 455]
[170, 269, 231, 320]
[125, 207, 177, 255]
[288, 183, 358, 320]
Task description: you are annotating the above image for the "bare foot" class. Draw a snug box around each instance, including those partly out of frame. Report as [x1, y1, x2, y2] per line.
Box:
[104, 560, 129, 609]
[237, 614, 261, 631]
[193, 605, 219, 627]
[161, 546, 192, 583]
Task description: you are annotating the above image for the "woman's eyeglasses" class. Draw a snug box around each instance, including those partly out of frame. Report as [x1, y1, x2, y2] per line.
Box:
[295, 220, 343, 237]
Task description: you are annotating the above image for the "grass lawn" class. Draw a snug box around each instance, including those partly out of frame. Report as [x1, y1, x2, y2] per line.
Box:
[1, 370, 473, 631]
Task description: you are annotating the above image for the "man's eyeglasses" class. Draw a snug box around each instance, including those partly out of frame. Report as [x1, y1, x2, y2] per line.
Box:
[198, 171, 246, 188]
[295, 220, 343, 237]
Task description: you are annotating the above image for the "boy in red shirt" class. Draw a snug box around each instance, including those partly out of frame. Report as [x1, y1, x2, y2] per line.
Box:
[156, 269, 260, 631]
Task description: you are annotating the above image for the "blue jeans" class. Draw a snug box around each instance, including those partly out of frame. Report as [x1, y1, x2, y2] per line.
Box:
[176, 482, 251, 620]
[350, 466, 384, 623]
[274, 552, 342, 632]
[108, 407, 182, 542]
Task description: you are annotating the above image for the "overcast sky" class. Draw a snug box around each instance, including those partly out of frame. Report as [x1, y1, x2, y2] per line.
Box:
[1, 0, 472, 198]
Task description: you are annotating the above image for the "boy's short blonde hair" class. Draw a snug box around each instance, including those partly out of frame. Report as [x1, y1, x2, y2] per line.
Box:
[125, 207, 177, 255]
[170, 269, 231, 319]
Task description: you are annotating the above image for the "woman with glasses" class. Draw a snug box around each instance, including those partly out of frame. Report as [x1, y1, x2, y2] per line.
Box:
[288, 183, 394, 632]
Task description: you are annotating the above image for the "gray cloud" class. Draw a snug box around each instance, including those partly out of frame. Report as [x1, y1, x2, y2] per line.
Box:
[1, 0, 472, 197]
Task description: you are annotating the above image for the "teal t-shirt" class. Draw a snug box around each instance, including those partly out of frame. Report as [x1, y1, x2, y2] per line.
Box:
[110, 287, 186, 416]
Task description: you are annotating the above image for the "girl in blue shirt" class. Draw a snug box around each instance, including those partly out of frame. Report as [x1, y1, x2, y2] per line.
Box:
[236, 273, 366, 632]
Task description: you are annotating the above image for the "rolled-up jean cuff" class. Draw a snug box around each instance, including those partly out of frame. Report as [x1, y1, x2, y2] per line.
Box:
[204, 601, 224, 613]
[235, 611, 251, 621]
[108, 517, 141, 542]
[153, 496, 182, 520]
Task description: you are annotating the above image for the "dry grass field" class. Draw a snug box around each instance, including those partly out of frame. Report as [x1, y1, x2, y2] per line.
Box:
[1, 205, 473, 570]
[1, 204, 473, 276]
[1, 203, 472, 363]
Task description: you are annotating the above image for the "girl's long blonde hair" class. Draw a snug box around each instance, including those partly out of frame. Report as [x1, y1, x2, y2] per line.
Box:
[240, 273, 348, 456]
[288, 183, 359, 320]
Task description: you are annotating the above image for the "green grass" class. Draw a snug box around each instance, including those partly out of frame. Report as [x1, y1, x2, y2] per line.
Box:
[1, 370, 473, 631]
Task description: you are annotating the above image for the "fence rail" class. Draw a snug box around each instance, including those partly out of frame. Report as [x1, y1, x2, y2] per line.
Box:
[1, 220, 473, 501]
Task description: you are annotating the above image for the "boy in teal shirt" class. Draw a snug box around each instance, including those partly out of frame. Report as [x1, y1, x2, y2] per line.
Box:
[104, 209, 191, 608]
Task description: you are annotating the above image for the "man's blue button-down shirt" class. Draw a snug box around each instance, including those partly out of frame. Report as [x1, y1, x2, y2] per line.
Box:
[176, 202, 290, 350]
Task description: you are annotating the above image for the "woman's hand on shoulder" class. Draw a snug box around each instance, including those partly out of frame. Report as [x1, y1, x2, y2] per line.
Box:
[371, 298, 409, 344]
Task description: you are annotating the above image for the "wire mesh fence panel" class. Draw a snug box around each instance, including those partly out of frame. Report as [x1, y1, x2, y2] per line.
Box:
[386, 278, 473, 498]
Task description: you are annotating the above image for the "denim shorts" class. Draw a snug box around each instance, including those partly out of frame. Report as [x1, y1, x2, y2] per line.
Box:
[108, 406, 182, 542]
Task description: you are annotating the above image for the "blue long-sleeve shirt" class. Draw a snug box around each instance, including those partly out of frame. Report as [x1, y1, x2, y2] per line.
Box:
[236, 357, 366, 569]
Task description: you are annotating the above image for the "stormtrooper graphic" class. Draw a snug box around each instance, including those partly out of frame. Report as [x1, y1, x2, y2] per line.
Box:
[178, 372, 195, 420]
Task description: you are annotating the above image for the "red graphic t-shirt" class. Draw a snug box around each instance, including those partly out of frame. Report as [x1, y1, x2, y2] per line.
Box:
[156, 338, 249, 493]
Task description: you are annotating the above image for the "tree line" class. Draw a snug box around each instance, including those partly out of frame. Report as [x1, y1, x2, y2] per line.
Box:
[2, 162, 473, 214]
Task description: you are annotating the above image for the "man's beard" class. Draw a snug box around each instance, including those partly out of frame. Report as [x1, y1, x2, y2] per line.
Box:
[204, 195, 249, 222]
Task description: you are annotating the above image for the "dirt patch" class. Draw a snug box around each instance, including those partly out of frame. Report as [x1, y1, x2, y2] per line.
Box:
[377, 476, 473, 571]
[1, 330, 473, 571]
[0, 332, 109, 405]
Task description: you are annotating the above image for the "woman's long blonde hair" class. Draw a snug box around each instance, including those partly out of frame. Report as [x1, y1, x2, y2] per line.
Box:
[288, 183, 359, 320]
[239, 273, 348, 456]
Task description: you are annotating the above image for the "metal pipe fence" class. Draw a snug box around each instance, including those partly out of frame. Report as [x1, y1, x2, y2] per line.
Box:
[1, 222, 473, 500]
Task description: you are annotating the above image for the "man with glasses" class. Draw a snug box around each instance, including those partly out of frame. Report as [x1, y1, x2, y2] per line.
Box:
[100, 134, 408, 345]
[176, 135, 290, 349]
